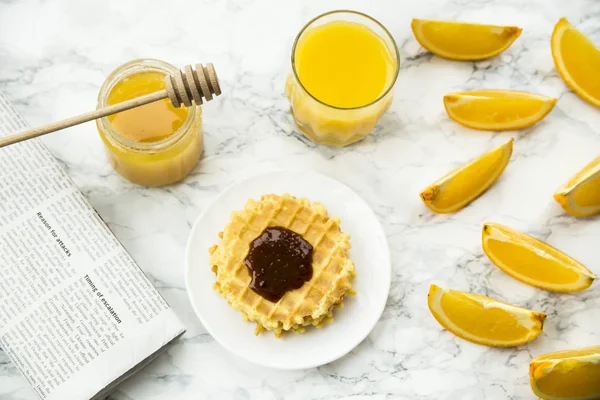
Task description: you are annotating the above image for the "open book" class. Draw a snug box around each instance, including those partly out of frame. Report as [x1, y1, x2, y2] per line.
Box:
[0, 92, 186, 400]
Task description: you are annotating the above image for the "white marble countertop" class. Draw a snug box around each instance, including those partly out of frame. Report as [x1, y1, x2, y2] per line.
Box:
[1, 0, 600, 399]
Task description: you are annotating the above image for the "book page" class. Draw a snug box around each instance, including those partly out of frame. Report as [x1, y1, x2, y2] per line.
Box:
[0, 92, 186, 400]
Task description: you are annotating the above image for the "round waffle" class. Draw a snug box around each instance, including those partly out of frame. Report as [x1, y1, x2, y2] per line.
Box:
[209, 194, 356, 337]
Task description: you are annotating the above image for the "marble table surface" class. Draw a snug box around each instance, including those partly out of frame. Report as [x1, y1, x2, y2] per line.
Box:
[1, 0, 600, 399]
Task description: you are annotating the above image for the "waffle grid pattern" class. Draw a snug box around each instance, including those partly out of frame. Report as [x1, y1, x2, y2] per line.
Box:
[209, 194, 355, 336]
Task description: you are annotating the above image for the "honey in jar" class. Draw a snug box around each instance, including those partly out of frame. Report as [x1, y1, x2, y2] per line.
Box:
[96, 59, 202, 186]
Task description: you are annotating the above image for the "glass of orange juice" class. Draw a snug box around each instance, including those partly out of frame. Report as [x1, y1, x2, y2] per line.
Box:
[286, 10, 400, 147]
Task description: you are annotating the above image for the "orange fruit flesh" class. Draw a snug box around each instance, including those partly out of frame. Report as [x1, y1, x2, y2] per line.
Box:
[440, 291, 531, 341]
[414, 20, 521, 59]
[446, 93, 552, 124]
[430, 143, 508, 209]
[558, 26, 600, 101]
[486, 239, 581, 284]
[572, 173, 600, 207]
[535, 360, 600, 398]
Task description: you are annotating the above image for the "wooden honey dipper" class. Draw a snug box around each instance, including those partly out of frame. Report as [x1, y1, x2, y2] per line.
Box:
[0, 63, 221, 148]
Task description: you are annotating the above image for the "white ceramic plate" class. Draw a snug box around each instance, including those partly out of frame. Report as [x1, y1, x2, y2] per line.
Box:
[184, 170, 391, 369]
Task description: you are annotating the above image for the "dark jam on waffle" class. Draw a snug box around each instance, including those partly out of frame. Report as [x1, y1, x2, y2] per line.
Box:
[244, 226, 313, 302]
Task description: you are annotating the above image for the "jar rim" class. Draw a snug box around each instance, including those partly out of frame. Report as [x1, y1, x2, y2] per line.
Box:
[290, 10, 400, 111]
[96, 58, 197, 152]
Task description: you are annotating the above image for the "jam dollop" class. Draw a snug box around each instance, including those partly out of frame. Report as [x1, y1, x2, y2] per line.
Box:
[244, 226, 313, 302]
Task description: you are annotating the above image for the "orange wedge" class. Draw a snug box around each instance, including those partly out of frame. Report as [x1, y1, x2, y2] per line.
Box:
[420, 139, 513, 213]
[530, 346, 600, 400]
[482, 223, 596, 292]
[444, 90, 557, 131]
[428, 284, 546, 347]
[554, 156, 600, 217]
[411, 19, 522, 60]
[552, 18, 600, 108]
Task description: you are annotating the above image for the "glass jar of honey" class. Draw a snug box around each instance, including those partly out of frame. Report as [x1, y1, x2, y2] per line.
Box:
[96, 59, 202, 186]
[286, 10, 400, 147]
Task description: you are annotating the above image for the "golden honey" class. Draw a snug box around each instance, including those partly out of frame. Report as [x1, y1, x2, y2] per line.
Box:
[96, 59, 202, 186]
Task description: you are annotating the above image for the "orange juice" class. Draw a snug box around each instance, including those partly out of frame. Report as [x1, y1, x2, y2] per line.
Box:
[294, 21, 396, 108]
[286, 11, 399, 146]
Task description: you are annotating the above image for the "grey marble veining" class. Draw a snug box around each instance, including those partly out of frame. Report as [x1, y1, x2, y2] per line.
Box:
[1, 0, 599, 399]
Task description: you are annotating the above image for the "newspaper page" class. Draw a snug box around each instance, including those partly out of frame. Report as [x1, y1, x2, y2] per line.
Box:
[0, 92, 186, 400]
